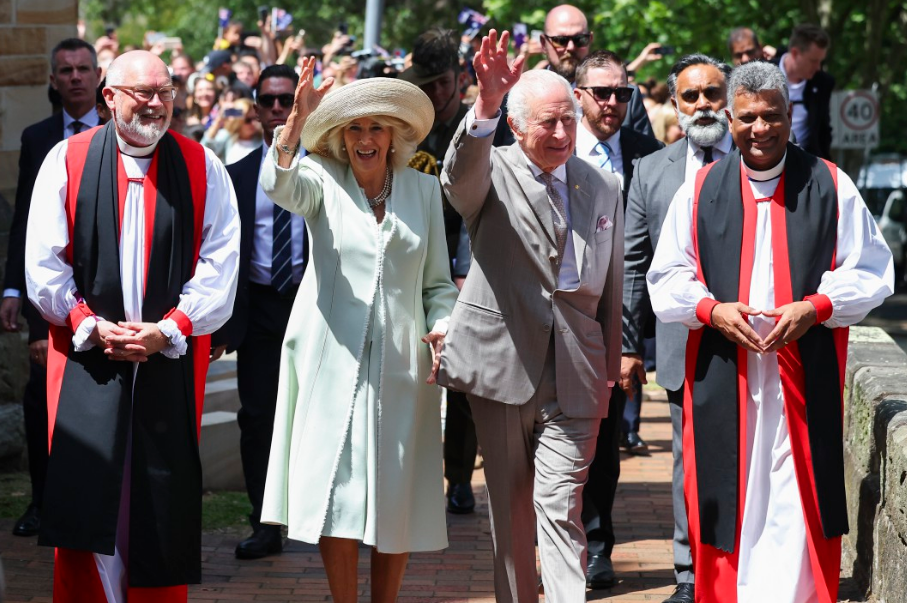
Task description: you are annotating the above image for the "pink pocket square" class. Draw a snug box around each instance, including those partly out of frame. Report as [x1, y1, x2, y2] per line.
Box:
[595, 215, 613, 232]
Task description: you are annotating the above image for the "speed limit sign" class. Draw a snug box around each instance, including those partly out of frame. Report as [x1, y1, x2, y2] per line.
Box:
[831, 90, 879, 149]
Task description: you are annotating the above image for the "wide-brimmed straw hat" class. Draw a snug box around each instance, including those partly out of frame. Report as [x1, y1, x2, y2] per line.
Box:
[301, 78, 434, 154]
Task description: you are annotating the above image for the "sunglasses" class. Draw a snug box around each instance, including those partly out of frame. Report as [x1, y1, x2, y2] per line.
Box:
[577, 86, 634, 103]
[543, 33, 592, 49]
[257, 93, 294, 108]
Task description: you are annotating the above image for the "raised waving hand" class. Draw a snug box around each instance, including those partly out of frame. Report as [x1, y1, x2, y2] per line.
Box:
[473, 29, 526, 119]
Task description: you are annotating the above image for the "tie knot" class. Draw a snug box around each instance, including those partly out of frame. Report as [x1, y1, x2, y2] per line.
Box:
[71, 120, 85, 134]
[540, 171, 556, 185]
[702, 146, 714, 164]
[597, 141, 612, 156]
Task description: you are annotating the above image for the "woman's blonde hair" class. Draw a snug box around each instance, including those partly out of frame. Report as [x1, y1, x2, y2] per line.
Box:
[322, 114, 418, 171]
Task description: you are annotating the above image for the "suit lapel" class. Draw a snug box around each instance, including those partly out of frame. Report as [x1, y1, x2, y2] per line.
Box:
[664, 139, 688, 190]
[566, 159, 593, 279]
[503, 143, 557, 247]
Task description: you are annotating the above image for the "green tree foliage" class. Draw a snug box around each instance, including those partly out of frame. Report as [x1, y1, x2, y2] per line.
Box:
[82, 0, 906, 153]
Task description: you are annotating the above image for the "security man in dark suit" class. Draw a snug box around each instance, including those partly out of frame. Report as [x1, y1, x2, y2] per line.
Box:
[400, 28, 478, 514]
[1, 37, 100, 537]
[572, 50, 663, 589]
[211, 64, 307, 559]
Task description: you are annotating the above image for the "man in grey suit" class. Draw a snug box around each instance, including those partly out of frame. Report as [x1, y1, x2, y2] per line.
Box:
[622, 54, 732, 603]
[438, 30, 623, 602]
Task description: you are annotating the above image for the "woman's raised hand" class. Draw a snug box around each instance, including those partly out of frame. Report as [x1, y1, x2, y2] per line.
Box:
[280, 56, 334, 147]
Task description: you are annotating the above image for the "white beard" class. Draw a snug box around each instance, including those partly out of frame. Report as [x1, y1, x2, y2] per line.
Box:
[116, 108, 170, 146]
[679, 109, 729, 148]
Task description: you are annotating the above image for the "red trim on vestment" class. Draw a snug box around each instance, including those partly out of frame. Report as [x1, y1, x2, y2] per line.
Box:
[46, 325, 69, 450]
[767, 175, 842, 603]
[54, 548, 189, 603]
[695, 298, 720, 327]
[804, 293, 833, 324]
[171, 132, 208, 269]
[164, 308, 194, 337]
[192, 335, 211, 440]
[142, 153, 159, 295]
[53, 548, 108, 603]
[65, 302, 95, 333]
[117, 156, 128, 237]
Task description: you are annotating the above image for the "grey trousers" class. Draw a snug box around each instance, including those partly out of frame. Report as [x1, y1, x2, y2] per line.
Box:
[668, 388, 694, 584]
[468, 347, 600, 603]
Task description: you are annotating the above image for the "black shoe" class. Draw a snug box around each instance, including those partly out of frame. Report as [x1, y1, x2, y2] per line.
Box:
[663, 583, 694, 603]
[13, 504, 40, 537]
[235, 525, 283, 559]
[586, 554, 616, 589]
[623, 431, 649, 455]
[446, 482, 475, 514]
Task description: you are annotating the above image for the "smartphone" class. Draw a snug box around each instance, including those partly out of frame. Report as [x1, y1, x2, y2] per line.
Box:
[162, 37, 182, 50]
[531, 29, 543, 44]
[657, 45, 676, 55]
[223, 108, 244, 118]
[338, 21, 348, 35]
[512, 23, 527, 49]
[258, 6, 269, 21]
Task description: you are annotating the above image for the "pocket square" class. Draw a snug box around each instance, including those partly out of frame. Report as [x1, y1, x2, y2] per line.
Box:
[595, 215, 613, 232]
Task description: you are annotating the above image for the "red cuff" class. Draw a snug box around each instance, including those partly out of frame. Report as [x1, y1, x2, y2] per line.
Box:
[164, 308, 193, 337]
[66, 302, 95, 333]
[696, 298, 721, 328]
[804, 294, 833, 324]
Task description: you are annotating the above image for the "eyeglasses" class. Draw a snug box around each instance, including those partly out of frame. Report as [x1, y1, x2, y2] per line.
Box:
[543, 33, 592, 49]
[110, 85, 177, 102]
[257, 93, 295, 108]
[577, 86, 634, 103]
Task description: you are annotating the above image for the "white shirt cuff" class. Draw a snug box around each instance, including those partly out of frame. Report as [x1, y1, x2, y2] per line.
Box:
[73, 315, 101, 351]
[465, 109, 501, 138]
[157, 318, 188, 359]
[430, 318, 450, 335]
[3, 288, 20, 298]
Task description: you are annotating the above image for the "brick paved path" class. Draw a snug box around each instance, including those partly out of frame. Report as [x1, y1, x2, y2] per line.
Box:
[0, 393, 866, 602]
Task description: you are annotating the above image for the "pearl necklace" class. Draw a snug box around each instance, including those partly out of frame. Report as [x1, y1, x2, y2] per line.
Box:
[366, 167, 393, 208]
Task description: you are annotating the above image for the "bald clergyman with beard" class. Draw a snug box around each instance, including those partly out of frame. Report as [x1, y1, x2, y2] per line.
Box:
[25, 50, 239, 603]
[620, 54, 733, 603]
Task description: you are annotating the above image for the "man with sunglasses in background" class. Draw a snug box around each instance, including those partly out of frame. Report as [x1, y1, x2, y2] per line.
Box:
[212, 64, 308, 560]
[542, 4, 654, 138]
[24, 50, 239, 602]
[620, 54, 733, 603]
[572, 49, 663, 590]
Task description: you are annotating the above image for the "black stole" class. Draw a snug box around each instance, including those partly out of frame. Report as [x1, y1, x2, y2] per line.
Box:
[692, 143, 848, 552]
[39, 122, 204, 586]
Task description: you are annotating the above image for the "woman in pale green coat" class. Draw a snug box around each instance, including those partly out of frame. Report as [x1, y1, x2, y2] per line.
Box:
[259, 59, 458, 601]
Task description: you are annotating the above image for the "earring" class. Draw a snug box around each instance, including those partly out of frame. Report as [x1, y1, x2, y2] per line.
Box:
[341, 145, 346, 151]
[390, 145, 395, 154]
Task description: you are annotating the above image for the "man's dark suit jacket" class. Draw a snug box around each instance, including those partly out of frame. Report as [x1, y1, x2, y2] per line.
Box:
[216, 147, 264, 351]
[4, 113, 64, 342]
[772, 52, 835, 159]
[617, 125, 665, 203]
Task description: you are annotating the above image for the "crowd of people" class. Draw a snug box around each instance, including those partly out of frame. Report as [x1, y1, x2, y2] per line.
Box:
[0, 3, 896, 603]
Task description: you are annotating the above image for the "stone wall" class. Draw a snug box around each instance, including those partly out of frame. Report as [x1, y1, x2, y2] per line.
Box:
[0, 0, 77, 461]
[843, 326, 907, 603]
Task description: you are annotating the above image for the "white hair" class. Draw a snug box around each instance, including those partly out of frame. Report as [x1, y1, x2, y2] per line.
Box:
[507, 70, 577, 133]
[727, 61, 789, 116]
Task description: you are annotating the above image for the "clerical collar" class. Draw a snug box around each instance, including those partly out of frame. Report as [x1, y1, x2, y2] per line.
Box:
[115, 130, 160, 157]
[742, 151, 786, 182]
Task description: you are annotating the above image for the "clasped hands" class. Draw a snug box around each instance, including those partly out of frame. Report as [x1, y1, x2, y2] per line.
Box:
[710, 300, 817, 354]
[90, 320, 170, 362]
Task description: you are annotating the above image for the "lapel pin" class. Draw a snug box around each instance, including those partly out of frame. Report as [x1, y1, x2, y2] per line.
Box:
[574, 184, 580, 189]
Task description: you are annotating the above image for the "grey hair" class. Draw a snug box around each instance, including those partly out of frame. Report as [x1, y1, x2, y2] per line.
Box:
[666, 54, 732, 100]
[323, 114, 418, 170]
[726, 61, 789, 116]
[507, 70, 577, 133]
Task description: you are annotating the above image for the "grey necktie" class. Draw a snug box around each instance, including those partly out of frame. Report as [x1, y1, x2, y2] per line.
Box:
[540, 172, 568, 268]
